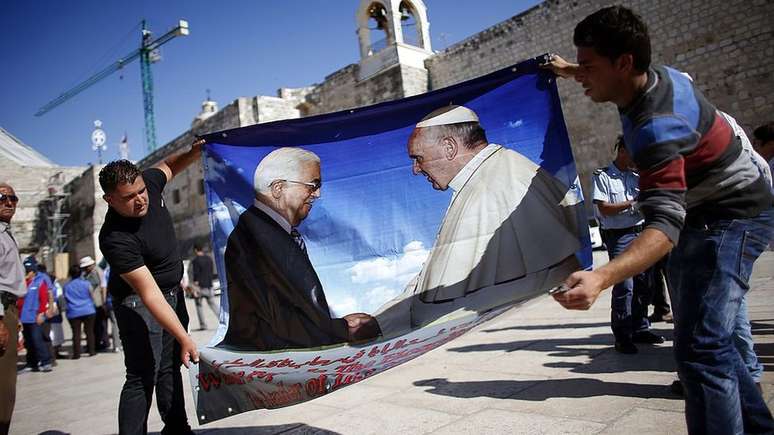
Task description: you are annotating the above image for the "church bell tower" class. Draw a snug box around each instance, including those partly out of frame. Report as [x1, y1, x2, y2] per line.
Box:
[355, 0, 433, 85]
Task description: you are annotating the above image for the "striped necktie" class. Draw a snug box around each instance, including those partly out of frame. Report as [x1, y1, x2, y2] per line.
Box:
[290, 228, 306, 254]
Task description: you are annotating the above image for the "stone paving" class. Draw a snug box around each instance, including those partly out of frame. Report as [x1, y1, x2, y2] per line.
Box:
[12, 251, 774, 434]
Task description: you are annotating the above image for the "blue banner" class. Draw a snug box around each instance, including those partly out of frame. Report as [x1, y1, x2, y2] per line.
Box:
[192, 56, 591, 423]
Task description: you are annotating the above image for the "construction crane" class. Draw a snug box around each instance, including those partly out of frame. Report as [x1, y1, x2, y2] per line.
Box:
[35, 19, 190, 154]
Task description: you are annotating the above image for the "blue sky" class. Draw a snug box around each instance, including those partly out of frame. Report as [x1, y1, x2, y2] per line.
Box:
[0, 0, 543, 167]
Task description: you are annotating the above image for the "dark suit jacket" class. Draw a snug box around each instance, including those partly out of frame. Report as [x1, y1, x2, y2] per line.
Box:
[220, 206, 349, 350]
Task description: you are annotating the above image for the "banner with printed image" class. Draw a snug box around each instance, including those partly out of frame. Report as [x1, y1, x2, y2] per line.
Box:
[192, 55, 591, 423]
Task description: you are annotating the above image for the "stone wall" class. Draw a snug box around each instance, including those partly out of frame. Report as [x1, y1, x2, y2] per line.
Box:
[0, 157, 84, 253]
[66, 165, 108, 266]
[425, 0, 774, 202]
[304, 62, 427, 116]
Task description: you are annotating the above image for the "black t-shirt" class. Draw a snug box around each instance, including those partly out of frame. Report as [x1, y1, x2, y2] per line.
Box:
[191, 254, 214, 288]
[98, 168, 183, 302]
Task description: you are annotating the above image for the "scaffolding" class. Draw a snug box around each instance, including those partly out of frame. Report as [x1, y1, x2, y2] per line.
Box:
[40, 171, 70, 278]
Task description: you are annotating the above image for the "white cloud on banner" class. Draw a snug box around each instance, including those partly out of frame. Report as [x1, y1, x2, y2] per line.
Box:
[329, 296, 358, 317]
[344, 241, 429, 312]
[348, 240, 429, 285]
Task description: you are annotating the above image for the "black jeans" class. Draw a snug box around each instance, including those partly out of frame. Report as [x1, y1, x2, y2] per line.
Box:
[95, 306, 109, 349]
[68, 314, 96, 358]
[114, 288, 191, 435]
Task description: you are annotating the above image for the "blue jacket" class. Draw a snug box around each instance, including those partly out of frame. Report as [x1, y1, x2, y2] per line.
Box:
[20, 272, 52, 324]
[63, 277, 96, 319]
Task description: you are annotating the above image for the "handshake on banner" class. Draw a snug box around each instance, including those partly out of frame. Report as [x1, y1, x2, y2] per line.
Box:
[343, 313, 381, 342]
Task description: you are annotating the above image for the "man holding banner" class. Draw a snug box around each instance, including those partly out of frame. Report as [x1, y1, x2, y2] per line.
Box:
[220, 147, 379, 351]
[544, 5, 774, 434]
[98, 139, 203, 435]
[375, 105, 582, 336]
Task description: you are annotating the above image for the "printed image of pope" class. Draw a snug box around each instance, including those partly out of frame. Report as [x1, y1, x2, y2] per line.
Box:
[374, 105, 583, 337]
[219, 147, 380, 350]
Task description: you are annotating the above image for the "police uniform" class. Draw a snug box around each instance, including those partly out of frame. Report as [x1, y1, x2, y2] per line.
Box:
[592, 163, 652, 346]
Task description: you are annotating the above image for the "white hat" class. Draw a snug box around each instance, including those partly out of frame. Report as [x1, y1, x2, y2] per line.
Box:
[416, 105, 479, 128]
[79, 256, 96, 268]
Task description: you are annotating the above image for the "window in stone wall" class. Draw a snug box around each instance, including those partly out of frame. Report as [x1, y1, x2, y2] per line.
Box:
[198, 179, 205, 195]
[173, 189, 181, 204]
[399, 1, 419, 47]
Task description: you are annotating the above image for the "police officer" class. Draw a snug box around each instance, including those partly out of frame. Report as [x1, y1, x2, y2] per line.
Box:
[592, 136, 663, 354]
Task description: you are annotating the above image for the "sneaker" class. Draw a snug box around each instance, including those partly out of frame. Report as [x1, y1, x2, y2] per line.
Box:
[614, 341, 638, 354]
[17, 366, 37, 374]
[632, 331, 665, 344]
[39, 363, 53, 372]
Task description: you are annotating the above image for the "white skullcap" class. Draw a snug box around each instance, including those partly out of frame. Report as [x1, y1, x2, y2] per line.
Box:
[416, 105, 479, 128]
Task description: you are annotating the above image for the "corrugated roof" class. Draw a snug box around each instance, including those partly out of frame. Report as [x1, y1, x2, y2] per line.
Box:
[0, 127, 54, 167]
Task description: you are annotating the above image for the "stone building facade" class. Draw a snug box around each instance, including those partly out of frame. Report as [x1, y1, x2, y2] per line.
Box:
[65, 165, 108, 267]
[96, 0, 770, 261]
[0, 127, 83, 270]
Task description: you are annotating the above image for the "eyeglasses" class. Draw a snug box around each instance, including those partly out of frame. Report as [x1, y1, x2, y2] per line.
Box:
[0, 194, 19, 204]
[278, 179, 322, 191]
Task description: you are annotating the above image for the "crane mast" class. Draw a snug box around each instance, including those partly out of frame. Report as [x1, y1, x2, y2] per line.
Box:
[35, 19, 190, 154]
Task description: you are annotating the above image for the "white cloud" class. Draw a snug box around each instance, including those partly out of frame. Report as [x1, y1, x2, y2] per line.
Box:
[365, 285, 400, 304]
[329, 296, 358, 317]
[348, 240, 429, 285]
[507, 119, 523, 128]
[344, 241, 430, 311]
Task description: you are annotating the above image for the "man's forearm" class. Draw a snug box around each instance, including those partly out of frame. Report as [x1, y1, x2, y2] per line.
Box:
[597, 200, 635, 216]
[159, 138, 204, 181]
[121, 267, 189, 343]
[139, 290, 189, 342]
[595, 228, 672, 288]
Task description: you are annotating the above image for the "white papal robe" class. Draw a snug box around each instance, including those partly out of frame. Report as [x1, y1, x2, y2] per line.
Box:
[375, 144, 583, 337]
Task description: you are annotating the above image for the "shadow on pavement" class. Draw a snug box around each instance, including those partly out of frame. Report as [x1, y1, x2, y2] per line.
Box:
[413, 377, 680, 401]
[447, 326, 678, 376]
[150, 423, 340, 434]
[481, 321, 610, 333]
[751, 319, 774, 337]
[448, 333, 613, 356]
[755, 342, 773, 371]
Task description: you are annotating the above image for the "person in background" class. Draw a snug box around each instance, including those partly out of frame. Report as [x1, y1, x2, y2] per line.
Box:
[101, 263, 120, 352]
[38, 264, 65, 360]
[63, 264, 96, 359]
[592, 137, 664, 354]
[19, 256, 53, 372]
[189, 244, 218, 330]
[80, 256, 107, 351]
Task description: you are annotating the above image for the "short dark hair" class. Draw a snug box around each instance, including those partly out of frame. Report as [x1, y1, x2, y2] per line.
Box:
[194, 243, 204, 252]
[69, 264, 81, 279]
[434, 122, 489, 150]
[99, 160, 141, 194]
[753, 122, 774, 143]
[574, 6, 651, 72]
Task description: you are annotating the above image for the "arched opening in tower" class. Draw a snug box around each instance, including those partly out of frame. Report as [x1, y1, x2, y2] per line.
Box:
[367, 2, 390, 55]
[399, 1, 420, 47]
